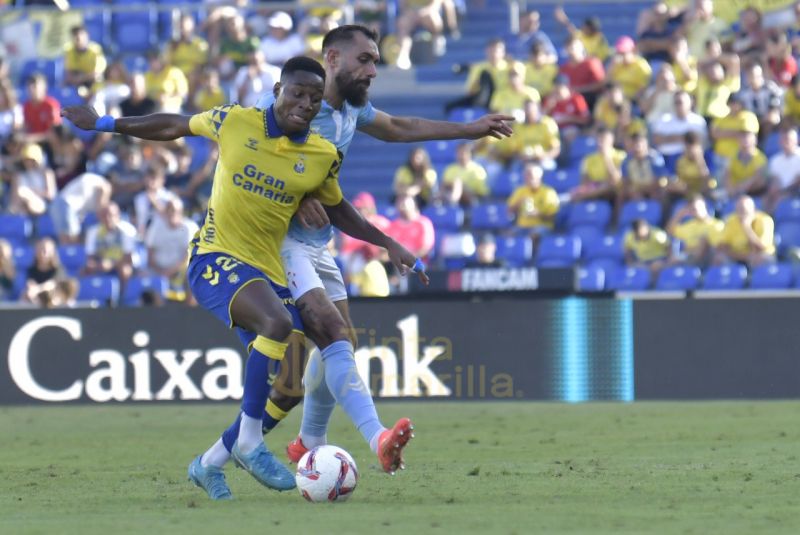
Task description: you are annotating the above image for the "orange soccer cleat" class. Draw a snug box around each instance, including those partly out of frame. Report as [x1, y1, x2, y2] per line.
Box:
[377, 417, 415, 475]
[286, 435, 310, 464]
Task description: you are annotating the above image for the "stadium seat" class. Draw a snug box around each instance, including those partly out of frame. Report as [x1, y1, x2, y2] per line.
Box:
[20, 58, 63, 88]
[376, 202, 398, 220]
[0, 214, 32, 244]
[444, 257, 468, 270]
[491, 168, 523, 197]
[536, 235, 580, 267]
[495, 236, 532, 266]
[763, 131, 781, 157]
[35, 214, 58, 239]
[655, 265, 701, 291]
[12, 245, 34, 271]
[424, 139, 460, 165]
[773, 197, 800, 224]
[570, 225, 603, 252]
[58, 245, 87, 276]
[669, 199, 715, 222]
[447, 107, 487, 123]
[112, 11, 156, 54]
[776, 222, 800, 256]
[543, 168, 581, 193]
[570, 135, 597, 161]
[577, 265, 605, 292]
[83, 10, 109, 49]
[471, 203, 513, 230]
[567, 201, 612, 230]
[78, 275, 120, 305]
[749, 263, 793, 289]
[717, 196, 764, 217]
[122, 275, 169, 306]
[619, 200, 662, 227]
[702, 264, 747, 290]
[50, 86, 84, 108]
[422, 205, 464, 232]
[606, 265, 651, 291]
[122, 54, 149, 74]
[583, 234, 624, 262]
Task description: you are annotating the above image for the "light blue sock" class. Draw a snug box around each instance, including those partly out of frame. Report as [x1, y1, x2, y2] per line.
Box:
[300, 348, 336, 445]
[318, 340, 384, 448]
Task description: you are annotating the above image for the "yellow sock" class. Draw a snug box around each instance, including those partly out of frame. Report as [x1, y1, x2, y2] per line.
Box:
[253, 335, 288, 361]
[266, 399, 289, 421]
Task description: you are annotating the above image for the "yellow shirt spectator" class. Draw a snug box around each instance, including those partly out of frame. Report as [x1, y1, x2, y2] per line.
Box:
[168, 37, 209, 76]
[672, 217, 724, 250]
[524, 62, 558, 96]
[145, 66, 189, 113]
[686, 18, 731, 58]
[718, 212, 775, 256]
[442, 161, 489, 197]
[675, 154, 712, 194]
[624, 228, 670, 262]
[489, 86, 540, 115]
[507, 184, 560, 228]
[64, 42, 106, 80]
[609, 56, 652, 99]
[671, 57, 698, 94]
[696, 76, 740, 119]
[492, 116, 559, 160]
[576, 30, 610, 61]
[784, 89, 800, 124]
[350, 259, 390, 297]
[712, 111, 759, 159]
[393, 166, 437, 202]
[727, 150, 767, 188]
[193, 87, 226, 112]
[465, 59, 522, 94]
[581, 149, 627, 183]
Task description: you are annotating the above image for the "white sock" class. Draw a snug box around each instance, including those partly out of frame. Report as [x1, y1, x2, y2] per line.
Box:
[299, 432, 327, 450]
[368, 428, 386, 453]
[200, 438, 231, 468]
[237, 413, 263, 454]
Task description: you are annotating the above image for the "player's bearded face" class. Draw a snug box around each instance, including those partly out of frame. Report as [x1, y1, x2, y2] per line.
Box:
[335, 69, 370, 107]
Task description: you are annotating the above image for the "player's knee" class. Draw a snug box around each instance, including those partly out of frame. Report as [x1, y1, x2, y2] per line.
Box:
[255, 310, 294, 342]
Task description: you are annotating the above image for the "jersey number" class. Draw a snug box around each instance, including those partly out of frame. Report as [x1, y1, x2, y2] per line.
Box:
[202, 256, 241, 286]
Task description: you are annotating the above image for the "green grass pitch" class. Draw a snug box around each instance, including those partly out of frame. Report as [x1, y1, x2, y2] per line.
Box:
[1, 401, 799, 534]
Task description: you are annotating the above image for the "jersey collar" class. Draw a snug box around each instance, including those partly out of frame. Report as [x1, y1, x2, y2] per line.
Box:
[264, 105, 310, 144]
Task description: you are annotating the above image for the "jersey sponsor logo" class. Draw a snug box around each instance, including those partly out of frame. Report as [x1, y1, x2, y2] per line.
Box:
[231, 164, 295, 204]
[245, 138, 259, 151]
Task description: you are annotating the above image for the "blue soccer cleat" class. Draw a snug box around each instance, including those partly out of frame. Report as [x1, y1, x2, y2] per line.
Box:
[188, 455, 233, 500]
[231, 442, 297, 491]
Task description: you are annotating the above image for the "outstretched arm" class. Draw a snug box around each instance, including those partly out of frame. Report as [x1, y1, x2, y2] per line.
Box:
[359, 110, 514, 143]
[61, 105, 193, 141]
[324, 198, 429, 284]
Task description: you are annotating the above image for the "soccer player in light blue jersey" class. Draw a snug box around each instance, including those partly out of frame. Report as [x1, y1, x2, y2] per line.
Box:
[205, 25, 514, 477]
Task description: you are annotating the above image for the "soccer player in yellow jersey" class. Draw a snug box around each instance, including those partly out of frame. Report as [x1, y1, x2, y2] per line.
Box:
[62, 56, 423, 500]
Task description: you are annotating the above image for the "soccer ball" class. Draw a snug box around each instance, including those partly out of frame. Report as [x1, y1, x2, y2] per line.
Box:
[295, 445, 359, 503]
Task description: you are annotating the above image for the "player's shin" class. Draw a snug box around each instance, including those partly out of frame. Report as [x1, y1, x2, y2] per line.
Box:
[263, 331, 306, 433]
[299, 348, 336, 449]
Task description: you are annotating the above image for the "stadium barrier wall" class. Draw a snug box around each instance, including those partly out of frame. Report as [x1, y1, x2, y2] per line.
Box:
[0, 295, 797, 404]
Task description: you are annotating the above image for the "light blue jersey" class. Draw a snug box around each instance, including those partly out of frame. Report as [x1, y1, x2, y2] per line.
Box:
[255, 94, 377, 246]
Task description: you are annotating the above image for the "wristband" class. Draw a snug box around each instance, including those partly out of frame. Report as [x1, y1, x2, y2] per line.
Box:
[412, 258, 426, 273]
[94, 115, 116, 132]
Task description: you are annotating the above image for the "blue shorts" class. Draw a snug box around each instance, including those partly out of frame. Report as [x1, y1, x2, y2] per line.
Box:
[187, 252, 303, 352]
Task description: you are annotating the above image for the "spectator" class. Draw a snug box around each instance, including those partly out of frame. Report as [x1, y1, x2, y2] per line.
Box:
[684, 0, 732, 58]
[711, 93, 759, 165]
[441, 142, 488, 205]
[83, 202, 137, 294]
[738, 63, 783, 137]
[667, 195, 723, 266]
[108, 143, 146, 212]
[0, 238, 14, 301]
[339, 192, 391, 263]
[49, 124, 86, 188]
[218, 15, 261, 83]
[572, 128, 626, 203]
[608, 36, 653, 101]
[624, 218, 670, 281]
[392, 146, 437, 208]
[488, 66, 540, 118]
[0, 82, 22, 142]
[766, 127, 800, 210]
[348, 255, 390, 297]
[640, 66, 679, 125]
[765, 32, 797, 87]
[723, 132, 768, 198]
[553, 8, 610, 61]
[542, 74, 590, 144]
[668, 37, 699, 94]
[22, 74, 61, 144]
[465, 233, 506, 268]
[594, 84, 639, 142]
[559, 37, 606, 109]
[234, 51, 281, 108]
[502, 99, 561, 168]
[635, 1, 686, 62]
[651, 90, 708, 161]
[671, 132, 715, 197]
[91, 61, 131, 116]
[119, 73, 157, 118]
[134, 165, 177, 237]
[524, 42, 558, 98]
[145, 197, 198, 299]
[445, 38, 519, 113]
[696, 58, 741, 121]
[257, 11, 305, 67]
[192, 67, 226, 112]
[22, 237, 71, 306]
[714, 195, 775, 267]
[732, 7, 767, 61]
[50, 172, 111, 244]
[9, 143, 55, 217]
[506, 161, 560, 236]
[395, 0, 459, 70]
[621, 133, 669, 203]
[505, 10, 557, 61]
[167, 14, 210, 85]
[144, 48, 189, 113]
[387, 194, 435, 260]
[63, 25, 106, 90]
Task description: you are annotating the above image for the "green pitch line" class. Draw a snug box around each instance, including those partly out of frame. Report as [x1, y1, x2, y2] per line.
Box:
[1, 402, 799, 535]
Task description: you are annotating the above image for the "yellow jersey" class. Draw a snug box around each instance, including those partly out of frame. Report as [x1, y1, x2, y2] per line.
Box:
[576, 30, 610, 61]
[581, 149, 627, 183]
[393, 166, 437, 202]
[718, 212, 775, 256]
[624, 228, 670, 262]
[495, 116, 560, 158]
[64, 42, 106, 77]
[189, 104, 343, 285]
[609, 56, 652, 99]
[712, 111, 759, 159]
[442, 161, 488, 197]
[696, 76, 740, 119]
[465, 59, 522, 94]
[727, 150, 767, 188]
[507, 184, 560, 228]
[675, 155, 712, 194]
[168, 37, 209, 75]
[524, 62, 557, 96]
[145, 65, 189, 113]
[784, 90, 800, 123]
[489, 86, 540, 115]
[193, 87, 227, 112]
[672, 217, 724, 250]
[671, 57, 698, 94]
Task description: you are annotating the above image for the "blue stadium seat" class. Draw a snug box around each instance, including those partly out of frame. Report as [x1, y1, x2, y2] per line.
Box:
[567, 201, 612, 230]
[471, 203, 513, 230]
[577, 265, 605, 292]
[123, 275, 169, 306]
[776, 222, 800, 256]
[112, 11, 157, 54]
[50, 86, 84, 108]
[749, 263, 793, 289]
[491, 168, 523, 197]
[543, 168, 581, 193]
[35, 214, 58, 239]
[717, 196, 764, 217]
[619, 200, 662, 227]
[78, 275, 120, 305]
[536, 235, 580, 267]
[12, 245, 34, 271]
[570, 225, 603, 251]
[422, 205, 464, 232]
[655, 264, 701, 291]
[773, 197, 800, 223]
[607, 265, 651, 291]
[58, 245, 87, 276]
[763, 131, 781, 157]
[424, 139, 460, 165]
[82, 9, 109, 49]
[583, 234, 624, 262]
[122, 54, 149, 74]
[570, 135, 597, 161]
[669, 198, 715, 222]
[444, 257, 468, 270]
[376, 202, 398, 220]
[495, 236, 532, 267]
[0, 214, 32, 243]
[447, 107, 487, 123]
[20, 58, 63, 88]
[702, 264, 747, 290]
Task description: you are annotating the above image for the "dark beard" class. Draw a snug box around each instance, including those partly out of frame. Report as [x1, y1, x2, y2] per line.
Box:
[336, 72, 369, 107]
